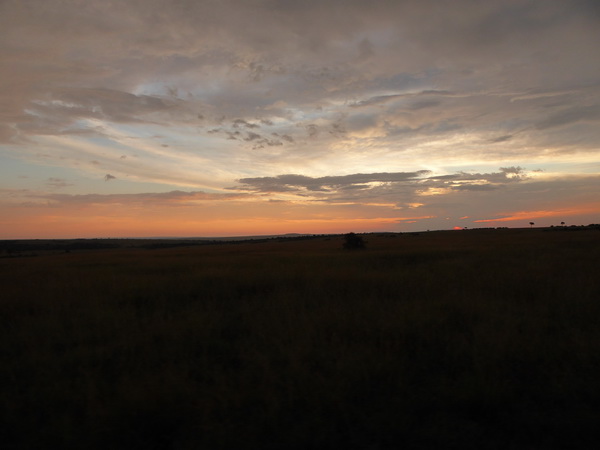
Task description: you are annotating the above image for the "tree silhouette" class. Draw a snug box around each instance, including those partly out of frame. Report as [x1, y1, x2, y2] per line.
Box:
[529, 222, 535, 228]
[561, 221, 565, 226]
[343, 232, 365, 250]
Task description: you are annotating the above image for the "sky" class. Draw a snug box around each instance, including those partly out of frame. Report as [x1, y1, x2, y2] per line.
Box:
[1, 0, 599, 238]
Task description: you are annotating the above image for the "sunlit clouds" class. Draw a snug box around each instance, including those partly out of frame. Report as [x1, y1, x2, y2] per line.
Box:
[1, 0, 599, 237]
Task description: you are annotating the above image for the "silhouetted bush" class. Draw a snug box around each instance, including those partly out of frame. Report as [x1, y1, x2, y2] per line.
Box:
[343, 232, 365, 250]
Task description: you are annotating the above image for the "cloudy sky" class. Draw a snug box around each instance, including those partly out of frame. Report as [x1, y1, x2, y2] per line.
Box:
[1, 0, 599, 238]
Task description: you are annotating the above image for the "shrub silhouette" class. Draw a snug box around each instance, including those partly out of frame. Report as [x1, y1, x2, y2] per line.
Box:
[343, 232, 365, 250]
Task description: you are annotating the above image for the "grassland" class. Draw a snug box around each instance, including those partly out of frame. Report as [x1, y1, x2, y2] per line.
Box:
[1, 228, 599, 449]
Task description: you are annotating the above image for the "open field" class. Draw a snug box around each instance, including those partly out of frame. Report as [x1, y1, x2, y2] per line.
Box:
[1, 228, 599, 449]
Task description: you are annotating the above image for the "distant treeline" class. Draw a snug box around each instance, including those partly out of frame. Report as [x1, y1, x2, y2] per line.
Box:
[2, 225, 598, 256]
[0, 234, 332, 256]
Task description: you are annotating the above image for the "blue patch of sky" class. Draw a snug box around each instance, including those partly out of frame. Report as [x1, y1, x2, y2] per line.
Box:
[0, 154, 89, 192]
[0, 153, 191, 195]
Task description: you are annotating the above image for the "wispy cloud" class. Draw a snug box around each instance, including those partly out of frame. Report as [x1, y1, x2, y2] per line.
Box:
[46, 177, 73, 189]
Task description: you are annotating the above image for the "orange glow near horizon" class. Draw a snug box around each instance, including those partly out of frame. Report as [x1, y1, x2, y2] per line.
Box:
[0, 217, 391, 239]
[2, 1, 600, 243]
[0, 200, 436, 238]
[2, 195, 598, 239]
[474, 204, 600, 225]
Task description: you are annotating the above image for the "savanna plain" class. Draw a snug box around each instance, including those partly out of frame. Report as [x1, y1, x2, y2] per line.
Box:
[1, 228, 599, 449]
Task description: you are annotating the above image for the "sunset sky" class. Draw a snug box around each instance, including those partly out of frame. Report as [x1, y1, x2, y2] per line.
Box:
[1, 0, 599, 238]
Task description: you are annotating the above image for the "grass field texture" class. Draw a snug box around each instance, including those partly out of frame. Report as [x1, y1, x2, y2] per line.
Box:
[1, 229, 599, 449]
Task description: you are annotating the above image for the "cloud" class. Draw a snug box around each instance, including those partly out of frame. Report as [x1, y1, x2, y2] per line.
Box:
[489, 135, 513, 143]
[232, 119, 260, 129]
[2, 173, 599, 238]
[104, 174, 116, 181]
[244, 132, 262, 142]
[0, 0, 599, 236]
[234, 168, 532, 204]
[451, 184, 497, 191]
[2, 1, 597, 159]
[350, 94, 404, 108]
[236, 171, 432, 193]
[18, 87, 176, 139]
[409, 99, 442, 111]
[46, 177, 73, 189]
[41, 190, 245, 207]
[535, 105, 600, 130]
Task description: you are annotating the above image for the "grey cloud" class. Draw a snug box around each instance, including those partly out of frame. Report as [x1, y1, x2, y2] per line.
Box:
[329, 122, 346, 136]
[244, 132, 262, 141]
[244, 61, 288, 82]
[409, 99, 441, 110]
[439, 167, 528, 185]
[305, 124, 319, 138]
[536, 105, 600, 130]
[46, 178, 73, 188]
[234, 168, 531, 205]
[16, 87, 175, 138]
[500, 166, 525, 176]
[340, 184, 370, 191]
[350, 90, 453, 108]
[489, 135, 513, 143]
[3, 2, 596, 137]
[104, 174, 116, 181]
[272, 132, 294, 142]
[451, 184, 498, 191]
[357, 37, 374, 61]
[1, 0, 598, 219]
[50, 88, 172, 122]
[350, 94, 403, 108]
[43, 190, 244, 206]
[425, 121, 463, 134]
[211, 129, 285, 148]
[265, 139, 283, 146]
[509, 89, 576, 103]
[236, 171, 432, 193]
[233, 119, 260, 129]
[207, 119, 297, 147]
[468, 2, 554, 46]
[0, 124, 17, 142]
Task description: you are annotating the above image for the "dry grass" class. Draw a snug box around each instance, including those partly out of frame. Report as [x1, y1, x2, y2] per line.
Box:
[1, 229, 599, 449]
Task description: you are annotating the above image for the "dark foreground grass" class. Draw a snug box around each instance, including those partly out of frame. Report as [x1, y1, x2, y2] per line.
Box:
[1, 229, 599, 449]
